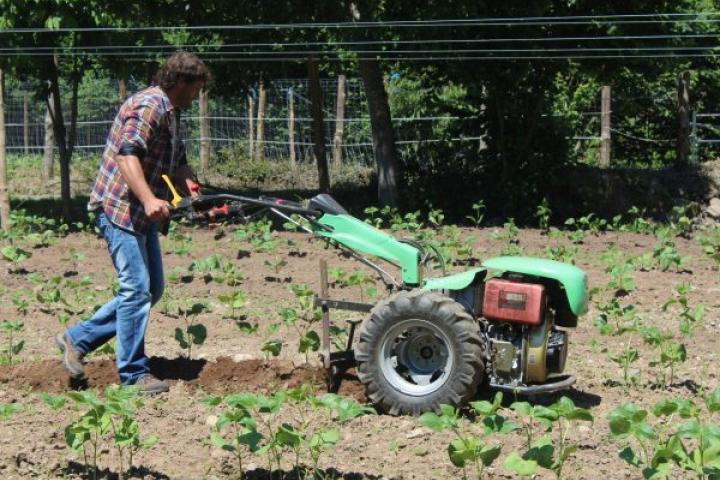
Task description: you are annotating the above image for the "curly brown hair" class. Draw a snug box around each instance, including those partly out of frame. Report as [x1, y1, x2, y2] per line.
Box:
[155, 51, 212, 90]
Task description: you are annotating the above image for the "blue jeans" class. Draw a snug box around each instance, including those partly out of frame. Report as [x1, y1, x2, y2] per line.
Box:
[67, 212, 164, 384]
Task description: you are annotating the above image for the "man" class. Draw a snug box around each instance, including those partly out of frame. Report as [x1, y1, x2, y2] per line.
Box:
[55, 52, 211, 394]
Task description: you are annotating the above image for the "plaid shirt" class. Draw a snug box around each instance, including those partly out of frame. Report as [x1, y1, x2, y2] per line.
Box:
[88, 86, 187, 234]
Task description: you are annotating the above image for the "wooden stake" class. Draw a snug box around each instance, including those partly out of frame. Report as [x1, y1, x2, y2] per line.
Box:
[333, 75, 347, 169]
[118, 78, 127, 102]
[600, 86, 611, 168]
[256, 80, 266, 161]
[199, 88, 210, 172]
[288, 87, 296, 169]
[23, 92, 29, 154]
[0, 68, 9, 231]
[247, 93, 255, 160]
[319, 259, 331, 369]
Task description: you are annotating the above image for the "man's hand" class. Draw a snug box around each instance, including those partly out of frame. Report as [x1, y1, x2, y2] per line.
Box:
[143, 197, 171, 222]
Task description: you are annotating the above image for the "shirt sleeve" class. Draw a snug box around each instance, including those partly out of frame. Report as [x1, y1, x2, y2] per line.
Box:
[118, 102, 162, 160]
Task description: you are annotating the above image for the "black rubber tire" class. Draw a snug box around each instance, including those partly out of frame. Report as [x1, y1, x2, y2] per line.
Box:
[355, 289, 484, 415]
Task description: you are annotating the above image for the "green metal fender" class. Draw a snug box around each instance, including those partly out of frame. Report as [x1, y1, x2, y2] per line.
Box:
[482, 256, 589, 316]
[314, 214, 422, 285]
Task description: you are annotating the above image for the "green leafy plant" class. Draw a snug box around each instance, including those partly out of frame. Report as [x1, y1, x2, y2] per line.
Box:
[427, 207, 446, 230]
[697, 227, 720, 268]
[505, 397, 593, 479]
[343, 268, 377, 302]
[662, 283, 704, 336]
[205, 390, 374, 479]
[651, 228, 691, 272]
[264, 257, 288, 279]
[594, 298, 643, 336]
[608, 262, 636, 295]
[235, 218, 277, 253]
[536, 197, 552, 233]
[0, 402, 23, 419]
[64, 386, 157, 480]
[419, 403, 502, 480]
[466, 200, 486, 227]
[1, 244, 31, 270]
[608, 342, 640, 387]
[491, 218, 522, 256]
[363, 206, 384, 229]
[608, 391, 720, 479]
[173, 300, 210, 359]
[167, 220, 193, 256]
[0, 320, 24, 365]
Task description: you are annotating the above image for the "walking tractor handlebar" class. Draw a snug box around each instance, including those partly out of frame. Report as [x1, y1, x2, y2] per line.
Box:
[160, 175, 590, 414]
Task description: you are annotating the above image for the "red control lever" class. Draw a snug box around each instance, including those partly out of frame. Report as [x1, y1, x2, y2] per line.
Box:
[208, 203, 230, 217]
[189, 182, 200, 193]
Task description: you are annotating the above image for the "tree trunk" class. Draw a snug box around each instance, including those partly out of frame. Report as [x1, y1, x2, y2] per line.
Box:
[676, 71, 690, 169]
[47, 56, 73, 220]
[359, 58, 398, 206]
[0, 68, 10, 230]
[43, 96, 55, 181]
[308, 55, 330, 193]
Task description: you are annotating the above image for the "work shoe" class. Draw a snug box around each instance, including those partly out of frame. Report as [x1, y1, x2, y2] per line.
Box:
[54, 333, 85, 378]
[134, 374, 169, 395]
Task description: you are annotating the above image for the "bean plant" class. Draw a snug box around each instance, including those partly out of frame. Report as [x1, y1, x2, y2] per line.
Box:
[505, 397, 593, 480]
[172, 299, 210, 359]
[0, 320, 24, 365]
[205, 389, 374, 478]
[608, 388, 720, 479]
[64, 386, 158, 480]
[697, 226, 720, 268]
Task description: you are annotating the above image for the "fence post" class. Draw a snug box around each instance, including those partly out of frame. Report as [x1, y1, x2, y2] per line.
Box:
[0, 68, 9, 231]
[247, 92, 255, 160]
[288, 87, 296, 169]
[43, 97, 55, 181]
[256, 80, 266, 161]
[600, 85, 611, 167]
[118, 78, 127, 102]
[199, 88, 210, 172]
[690, 110, 698, 165]
[23, 91, 29, 154]
[333, 74, 346, 169]
[676, 71, 690, 169]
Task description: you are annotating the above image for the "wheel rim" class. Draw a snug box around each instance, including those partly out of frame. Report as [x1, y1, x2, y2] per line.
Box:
[379, 318, 454, 397]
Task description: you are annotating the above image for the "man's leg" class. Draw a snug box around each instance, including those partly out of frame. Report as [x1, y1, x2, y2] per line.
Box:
[66, 213, 122, 355]
[112, 227, 155, 385]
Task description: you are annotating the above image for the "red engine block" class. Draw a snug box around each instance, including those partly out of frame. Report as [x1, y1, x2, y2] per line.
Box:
[482, 279, 545, 326]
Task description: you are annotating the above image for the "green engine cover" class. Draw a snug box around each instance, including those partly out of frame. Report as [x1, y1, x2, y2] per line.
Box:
[481, 256, 589, 316]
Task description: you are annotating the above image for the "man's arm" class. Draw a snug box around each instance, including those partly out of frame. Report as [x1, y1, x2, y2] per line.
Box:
[116, 154, 170, 222]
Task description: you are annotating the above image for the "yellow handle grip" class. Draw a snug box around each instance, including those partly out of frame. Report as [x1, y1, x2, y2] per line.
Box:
[161, 174, 183, 207]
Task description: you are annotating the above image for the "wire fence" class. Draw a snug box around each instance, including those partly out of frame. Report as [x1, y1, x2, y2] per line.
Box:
[2, 77, 485, 166]
[3, 76, 716, 168]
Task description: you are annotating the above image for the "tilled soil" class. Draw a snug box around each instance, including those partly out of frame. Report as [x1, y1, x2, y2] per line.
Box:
[1, 224, 719, 479]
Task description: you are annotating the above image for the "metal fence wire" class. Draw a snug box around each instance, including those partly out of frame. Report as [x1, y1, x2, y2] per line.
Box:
[3, 78, 482, 165]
